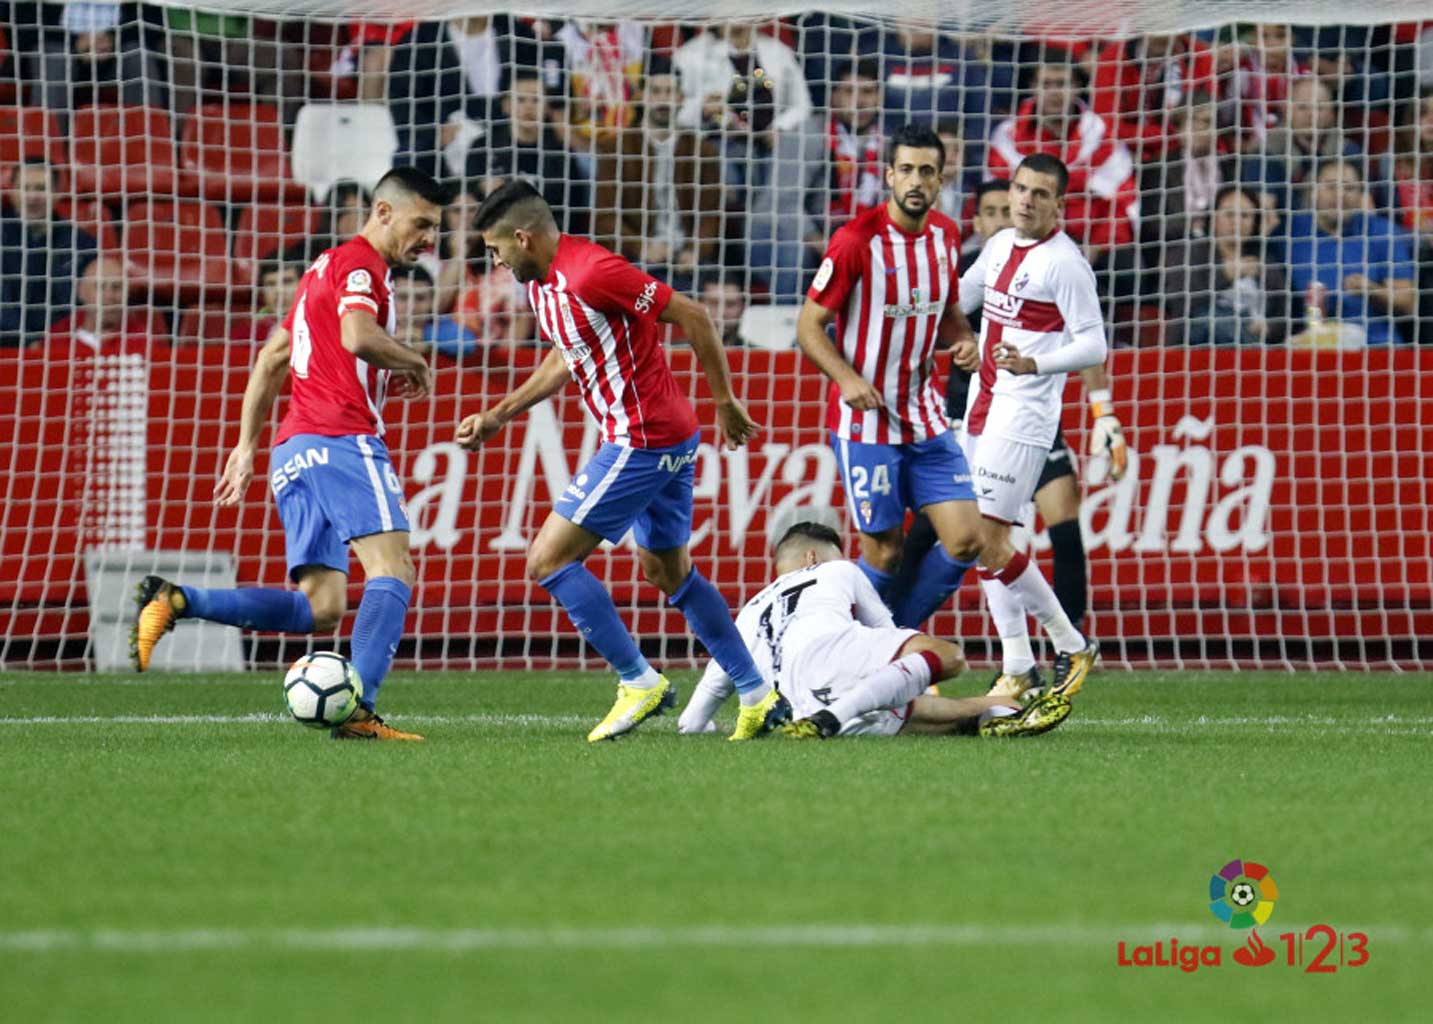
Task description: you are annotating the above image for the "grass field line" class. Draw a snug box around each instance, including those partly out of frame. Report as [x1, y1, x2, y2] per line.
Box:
[0, 922, 1426, 953]
[2, 712, 1432, 733]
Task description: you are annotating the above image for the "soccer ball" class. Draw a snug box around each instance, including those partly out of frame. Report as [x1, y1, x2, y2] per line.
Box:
[1230, 882, 1257, 907]
[283, 652, 360, 728]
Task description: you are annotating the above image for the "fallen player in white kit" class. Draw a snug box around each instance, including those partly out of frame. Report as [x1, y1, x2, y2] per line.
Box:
[676, 522, 1072, 739]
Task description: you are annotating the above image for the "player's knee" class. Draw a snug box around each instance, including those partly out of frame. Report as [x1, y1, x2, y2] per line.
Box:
[639, 550, 690, 595]
[306, 591, 346, 633]
[941, 530, 983, 565]
[526, 549, 563, 585]
[937, 641, 967, 679]
[859, 537, 903, 574]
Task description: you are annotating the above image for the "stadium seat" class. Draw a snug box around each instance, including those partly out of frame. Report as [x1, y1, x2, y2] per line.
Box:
[69, 106, 189, 196]
[738, 305, 801, 351]
[181, 103, 307, 203]
[0, 106, 64, 166]
[56, 197, 120, 251]
[125, 198, 244, 303]
[290, 102, 397, 202]
[232, 203, 320, 263]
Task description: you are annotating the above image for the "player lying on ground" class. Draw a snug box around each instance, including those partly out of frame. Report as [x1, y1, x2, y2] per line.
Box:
[676, 522, 1072, 740]
[131, 167, 449, 741]
[893, 177, 1128, 695]
[455, 180, 791, 742]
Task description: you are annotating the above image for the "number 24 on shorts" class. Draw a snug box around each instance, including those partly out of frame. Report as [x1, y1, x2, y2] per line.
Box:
[848, 464, 892, 498]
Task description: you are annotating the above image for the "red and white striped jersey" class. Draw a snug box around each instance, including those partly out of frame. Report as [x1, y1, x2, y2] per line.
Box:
[807, 204, 961, 445]
[275, 236, 396, 445]
[527, 234, 699, 449]
[958, 227, 1104, 448]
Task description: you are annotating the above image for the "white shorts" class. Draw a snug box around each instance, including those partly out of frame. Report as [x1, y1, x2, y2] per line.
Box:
[784, 622, 919, 737]
[959, 431, 1047, 526]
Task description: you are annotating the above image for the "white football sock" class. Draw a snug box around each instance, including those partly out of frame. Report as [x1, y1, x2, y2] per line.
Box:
[979, 574, 1036, 674]
[1000, 554, 1084, 653]
[678, 672, 733, 734]
[826, 652, 934, 726]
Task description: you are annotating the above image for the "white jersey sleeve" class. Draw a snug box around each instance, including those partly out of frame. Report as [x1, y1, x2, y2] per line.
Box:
[958, 244, 989, 315]
[1035, 249, 1107, 375]
[840, 562, 897, 628]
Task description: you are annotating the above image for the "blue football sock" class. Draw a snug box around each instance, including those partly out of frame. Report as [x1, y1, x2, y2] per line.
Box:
[856, 557, 895, 604]
[668, 569, 765, 695]
[349, 577, 411, 709]
[540, 563, 653, 681]
[178, 586, 314, 633]
[890, 545, 974, 629]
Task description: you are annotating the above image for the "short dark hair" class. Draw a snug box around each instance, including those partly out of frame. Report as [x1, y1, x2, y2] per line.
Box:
[373, 166, 452, 208]
[1315, 155, 1364, 184]
[834, 57, 881, 83]
[474, 178, 553, 233]
[511, 67, 544, 88]
[330, 179, 369, 206]
[775, 521, 843, 554]
[1214, 182, 1261, 210]
[974, 178, 1010, 204]
[1014, 153, 1069, 195]
[644, 54, 674, 80]
[886, 123, 946, 171]
[17, 154, 60, 185]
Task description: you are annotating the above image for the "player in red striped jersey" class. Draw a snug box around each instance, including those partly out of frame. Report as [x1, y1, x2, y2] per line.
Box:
[131, 167, 448, 740]
[955, 154, 1106, 697]
[456, 180, 791, 743]
[797, 123, 988, 638]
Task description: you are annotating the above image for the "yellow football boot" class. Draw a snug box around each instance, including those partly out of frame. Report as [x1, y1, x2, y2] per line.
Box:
[587, 676, 676, 742]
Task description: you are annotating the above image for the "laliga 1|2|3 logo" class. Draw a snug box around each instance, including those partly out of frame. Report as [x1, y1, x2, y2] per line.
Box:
[1115, 859, 1372, 974]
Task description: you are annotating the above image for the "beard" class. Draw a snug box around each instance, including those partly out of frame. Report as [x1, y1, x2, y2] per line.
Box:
[894, 191, 932, 219]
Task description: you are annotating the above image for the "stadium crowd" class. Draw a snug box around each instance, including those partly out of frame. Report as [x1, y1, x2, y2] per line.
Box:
[3, 4, 1433, 357]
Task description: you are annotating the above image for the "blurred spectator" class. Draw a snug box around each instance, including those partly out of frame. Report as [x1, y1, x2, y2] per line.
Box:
[328, 21, 416, 101]
[698, 278, 751, 347]
[1, 157, 97, 346]
[163, 9, 300, 115]
[1287, 158, 1416, 346]
[1162, 183, 1291, 345]
[307, 180, 369, 257]
[1089, 33, 1215, 161]
[389, 16, 566, 177]
[44, 254, 159, 356]
[747, 58, 882, 300]
[453, 259, 536, 357]
[594, 59, 723, 285]
[879, 25, 1010, 147]
[934, 119, 966, 219]
[253, 260, 302, 335]
[1233, 22, 1314, 138]
[30, 2, 163, 114]
[555, 20, 645, 150]
[1257, 76, 1360, 207]
[673, 21, 811, 135]
[426, 180, 482, 313]
[1382, 86, 1433, 234]
[467, 69, 591, 234]
[391, 265, 478, 358]
[987, 52, 1141, 300]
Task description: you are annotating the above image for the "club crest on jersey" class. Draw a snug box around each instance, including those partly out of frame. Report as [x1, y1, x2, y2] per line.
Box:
[1013, 271, 1030, 292]
[859, 499, 874, 524]
[346, 269, 373, 294]
[812, 257, 835, 292]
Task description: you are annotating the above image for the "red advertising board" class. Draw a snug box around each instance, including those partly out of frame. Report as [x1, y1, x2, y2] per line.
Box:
[3, 345, 1429, 668]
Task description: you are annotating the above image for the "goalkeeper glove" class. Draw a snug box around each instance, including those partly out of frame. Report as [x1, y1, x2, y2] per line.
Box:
[1087, 388, 1128, 481]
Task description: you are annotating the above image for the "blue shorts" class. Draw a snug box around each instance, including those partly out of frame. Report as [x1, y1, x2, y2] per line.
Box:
[831, 430, 975, 535]
[553, 431, 699, 550]
[270, 433, 410, 580]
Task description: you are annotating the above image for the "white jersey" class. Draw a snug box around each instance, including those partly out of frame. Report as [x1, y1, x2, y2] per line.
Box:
[957, 228, 1104, 448]
[692, 560, 916, 725]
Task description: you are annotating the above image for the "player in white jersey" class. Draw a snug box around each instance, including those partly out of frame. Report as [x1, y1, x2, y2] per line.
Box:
[676, 522, 1073, 740]
[955, 154, 1106, 697]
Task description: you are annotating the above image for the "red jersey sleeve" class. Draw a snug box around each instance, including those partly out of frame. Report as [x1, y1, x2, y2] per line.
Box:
[333, 246, 389, 321]
[807, 228, 864, 312]
[579, 250, 674, 324]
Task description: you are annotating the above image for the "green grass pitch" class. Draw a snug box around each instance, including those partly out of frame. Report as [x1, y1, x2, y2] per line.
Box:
[1, 669, 1429, 1023]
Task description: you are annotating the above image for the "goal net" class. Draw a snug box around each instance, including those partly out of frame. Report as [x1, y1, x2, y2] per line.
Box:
[2, 1, 1430, 671]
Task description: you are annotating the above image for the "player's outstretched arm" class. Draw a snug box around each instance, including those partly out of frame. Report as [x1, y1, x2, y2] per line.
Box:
[455, 346, 571, 450]
[340, 309, 431, 397]
[796, 298, 882, 410]
[215, 326, 291, 507]
[659, 292, 760, 450]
